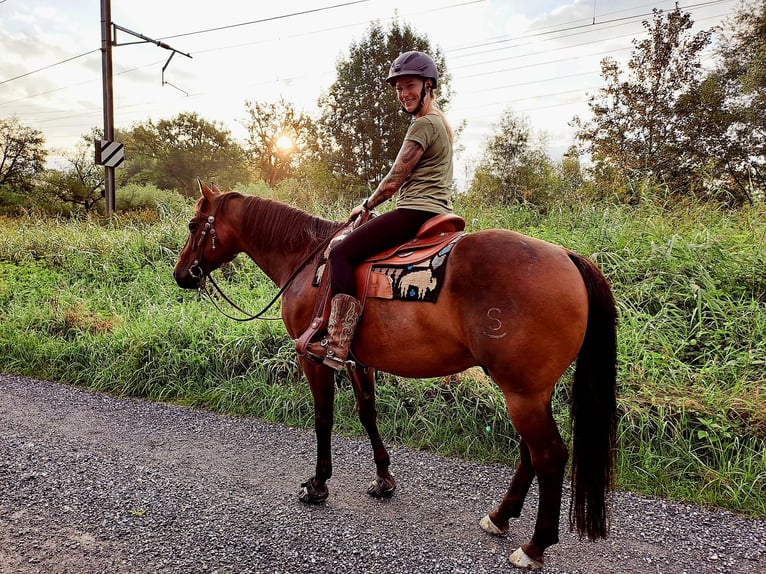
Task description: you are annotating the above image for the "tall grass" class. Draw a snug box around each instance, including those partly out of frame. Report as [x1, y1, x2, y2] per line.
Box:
[0, 198, 764, 518]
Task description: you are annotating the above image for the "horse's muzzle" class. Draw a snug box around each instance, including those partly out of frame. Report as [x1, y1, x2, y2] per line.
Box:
[174, 262, 205, 290]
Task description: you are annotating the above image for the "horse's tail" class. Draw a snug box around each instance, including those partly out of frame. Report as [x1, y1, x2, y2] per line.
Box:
[567, 252, 618, 540]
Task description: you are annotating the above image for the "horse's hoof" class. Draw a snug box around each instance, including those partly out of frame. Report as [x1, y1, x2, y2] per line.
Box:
[298, 479, 328, 504]
[479, 514, 506, 535]
[367, 474, 396, 498]
[509, 547, 544, 570]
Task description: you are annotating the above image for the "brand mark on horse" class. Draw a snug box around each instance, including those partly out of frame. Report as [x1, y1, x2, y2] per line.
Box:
[483, 307, 508, 339]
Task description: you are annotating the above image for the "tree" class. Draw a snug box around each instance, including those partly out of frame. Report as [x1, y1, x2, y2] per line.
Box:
[706, 0, 766, 203]
[0, 116, 47, 193]
[573, 7, 712, 201]
[467, 108, 555, 206]
[673, 73, 753, 205]
[242, 97, 318, 187]
[317, 19, 452, 196]
[36, 129, 104, 211]
[122, 112, 250, 196]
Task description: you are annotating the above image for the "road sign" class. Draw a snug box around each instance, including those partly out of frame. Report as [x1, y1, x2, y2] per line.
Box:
[95, 139, 125, 168]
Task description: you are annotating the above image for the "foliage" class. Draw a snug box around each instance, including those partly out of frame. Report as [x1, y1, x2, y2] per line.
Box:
[241, 97, 318, 187]
[0, 198, 764, 517]
[707, 0, 766, 203]
[467, 109, 563, 206]
[317, 18, 452, 196]
[466, 112, 589, 207]
[574, 7, 715, 203]
[0, 184, 30, 216]
[120, 112, 250, 196]
[36, 129, 105, 212]
[0, 116, 47, 194]
[116, 183, 190, 216]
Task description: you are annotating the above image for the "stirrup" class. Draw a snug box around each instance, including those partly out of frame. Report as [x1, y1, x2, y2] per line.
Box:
[324, 355, 356, 370]
[304, 338, 329, 363]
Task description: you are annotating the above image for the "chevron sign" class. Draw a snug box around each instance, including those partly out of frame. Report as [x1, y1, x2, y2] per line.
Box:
[94, 139, 125, 168]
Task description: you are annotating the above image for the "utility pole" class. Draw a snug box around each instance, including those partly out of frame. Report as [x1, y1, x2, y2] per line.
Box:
[98, 0, 191, 215]
[100, 0, 116, 215]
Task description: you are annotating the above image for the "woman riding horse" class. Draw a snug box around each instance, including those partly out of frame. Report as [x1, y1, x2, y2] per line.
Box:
[305, 51, 456, 370]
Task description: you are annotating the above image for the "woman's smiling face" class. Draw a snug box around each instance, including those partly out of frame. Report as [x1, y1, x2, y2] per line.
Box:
[394, 76, 426, 114]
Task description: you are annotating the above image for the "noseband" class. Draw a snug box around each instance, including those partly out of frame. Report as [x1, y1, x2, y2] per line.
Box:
[187, 215, 217, 283]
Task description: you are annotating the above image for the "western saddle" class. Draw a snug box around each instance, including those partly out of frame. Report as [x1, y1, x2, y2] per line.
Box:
[295, 213, 466, 357]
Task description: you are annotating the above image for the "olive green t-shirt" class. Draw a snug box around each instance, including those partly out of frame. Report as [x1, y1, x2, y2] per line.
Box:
[396, 112, 453, 214]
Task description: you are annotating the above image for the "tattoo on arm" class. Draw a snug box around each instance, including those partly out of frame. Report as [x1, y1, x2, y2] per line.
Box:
[379, 140, 424, 197]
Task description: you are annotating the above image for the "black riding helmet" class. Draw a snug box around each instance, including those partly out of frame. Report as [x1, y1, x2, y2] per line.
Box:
[386, 51, 439, 88]
[386, 51, 438, 115]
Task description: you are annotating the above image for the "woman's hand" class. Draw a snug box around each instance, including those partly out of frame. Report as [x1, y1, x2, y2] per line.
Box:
[347, 202, 368, 223]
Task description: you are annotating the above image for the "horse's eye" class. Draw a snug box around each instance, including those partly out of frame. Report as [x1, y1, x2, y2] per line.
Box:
[189, 221, 197, 232]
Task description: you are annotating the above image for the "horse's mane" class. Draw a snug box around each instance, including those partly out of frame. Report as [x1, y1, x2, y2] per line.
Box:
[211, 191, 344, 253]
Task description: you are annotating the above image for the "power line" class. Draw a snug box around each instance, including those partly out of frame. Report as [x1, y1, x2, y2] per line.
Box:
[187, 0, 484, 58]
[453, 8, 732, 114]
[159, 0, 373, 41]
[448, 0, 733, 57]
[0, 1, 373, 88]
[0, 49, 99, 86]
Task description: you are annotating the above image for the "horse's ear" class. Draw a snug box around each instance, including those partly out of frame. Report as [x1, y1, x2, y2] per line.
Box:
[198, 179, 217, 202]
[211, 182, 222, 194]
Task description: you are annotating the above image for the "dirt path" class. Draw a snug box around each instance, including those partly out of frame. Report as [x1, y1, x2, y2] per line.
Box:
[1, 374, 764, 573]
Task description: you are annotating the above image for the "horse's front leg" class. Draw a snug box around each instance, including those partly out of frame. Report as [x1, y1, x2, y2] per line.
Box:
[298, 360, 336, 503]
[348, 366, 395, 497]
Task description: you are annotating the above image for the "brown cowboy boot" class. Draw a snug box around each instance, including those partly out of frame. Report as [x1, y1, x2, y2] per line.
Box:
[305, 293, 362, 370]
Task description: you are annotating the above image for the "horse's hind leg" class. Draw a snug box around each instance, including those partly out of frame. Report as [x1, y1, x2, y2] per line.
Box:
[488, 393, 568, 570]
[480, 439, 534, 533]
[348, 366, 395, 497]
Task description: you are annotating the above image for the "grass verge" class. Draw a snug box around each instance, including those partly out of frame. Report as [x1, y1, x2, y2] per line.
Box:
[0, 200, 764, 518]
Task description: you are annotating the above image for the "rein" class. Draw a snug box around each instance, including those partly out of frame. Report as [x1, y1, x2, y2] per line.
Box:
[187, 201, 371, 323]
[200, 233, 334, 322]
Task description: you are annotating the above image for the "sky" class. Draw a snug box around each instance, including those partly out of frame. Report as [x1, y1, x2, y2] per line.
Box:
[0, 0, 740, 189]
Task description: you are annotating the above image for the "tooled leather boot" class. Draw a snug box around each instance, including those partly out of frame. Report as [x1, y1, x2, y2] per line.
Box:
[306, 293, 362, 370]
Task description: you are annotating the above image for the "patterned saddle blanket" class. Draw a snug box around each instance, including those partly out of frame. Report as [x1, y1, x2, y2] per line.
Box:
[356, 220, 465, 303]
[314, 213, 466, 304]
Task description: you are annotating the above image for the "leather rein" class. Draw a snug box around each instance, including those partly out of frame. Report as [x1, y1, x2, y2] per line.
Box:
[186, 208, 367, 322]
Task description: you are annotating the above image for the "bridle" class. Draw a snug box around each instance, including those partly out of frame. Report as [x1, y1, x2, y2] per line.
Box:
[183, 208, 341, 322]
[187, 214, 216, 286]
[185, 209, 288, 322]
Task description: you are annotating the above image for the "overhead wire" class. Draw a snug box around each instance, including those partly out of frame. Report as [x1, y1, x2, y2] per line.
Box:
[453, 8, 732, 109]
[0, 0, 375, 87]
[0, 49, 100, 87]
[449, 0, 732, 55]
[3, 0, 738, 137]
[157, 0, 372, 41]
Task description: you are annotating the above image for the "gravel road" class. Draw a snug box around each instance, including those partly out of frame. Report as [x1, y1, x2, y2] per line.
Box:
[1, 374, 764, 574]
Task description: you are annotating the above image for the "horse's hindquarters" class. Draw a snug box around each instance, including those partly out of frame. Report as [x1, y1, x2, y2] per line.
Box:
[351, 230, 589, 382]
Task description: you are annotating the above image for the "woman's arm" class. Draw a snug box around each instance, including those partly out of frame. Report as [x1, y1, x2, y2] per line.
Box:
[348, 139, 425, 221]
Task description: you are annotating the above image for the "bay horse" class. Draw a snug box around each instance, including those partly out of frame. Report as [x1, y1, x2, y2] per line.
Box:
[174, 182, 617, 570]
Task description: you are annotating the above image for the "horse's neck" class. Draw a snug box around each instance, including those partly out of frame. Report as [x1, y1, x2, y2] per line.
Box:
[232, 197, 335, 287]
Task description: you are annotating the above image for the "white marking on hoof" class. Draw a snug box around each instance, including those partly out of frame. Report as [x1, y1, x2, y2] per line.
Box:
[479, 514, 504, 535]
[509, 547, 544, 570]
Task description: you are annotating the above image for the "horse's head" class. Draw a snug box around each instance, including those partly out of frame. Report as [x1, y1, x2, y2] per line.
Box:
[173, 180, 240, 290]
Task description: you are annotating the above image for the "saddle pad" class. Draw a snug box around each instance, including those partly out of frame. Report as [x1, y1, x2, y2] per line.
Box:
[365, 233, 464, 303]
